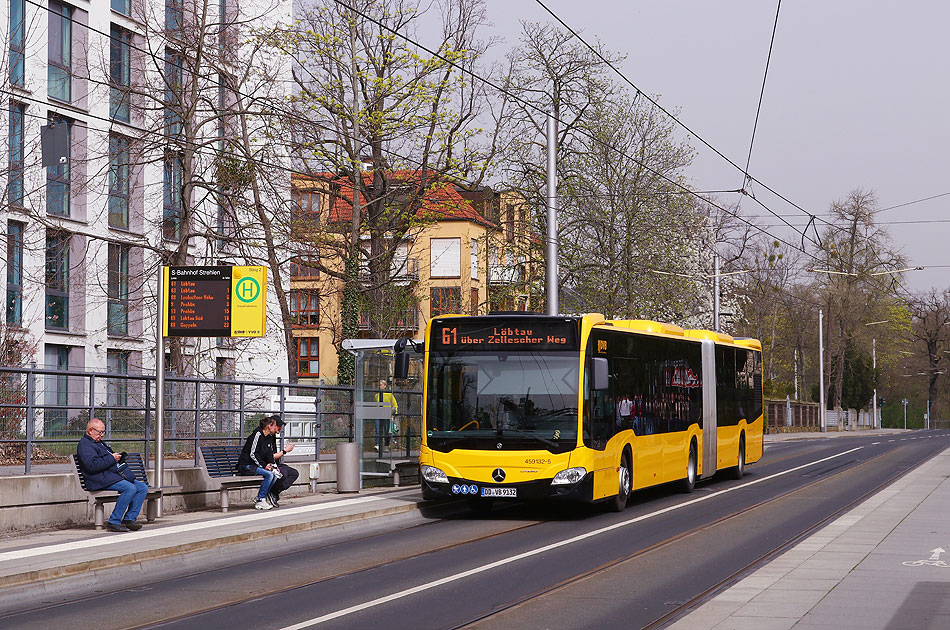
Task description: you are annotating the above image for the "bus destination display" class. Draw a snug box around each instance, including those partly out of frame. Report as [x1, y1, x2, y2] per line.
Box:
[166, 267, 232, 337]
[431, 319, 578, 351]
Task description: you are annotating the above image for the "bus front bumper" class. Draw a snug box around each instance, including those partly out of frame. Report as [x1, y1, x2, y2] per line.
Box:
[422, 473, 594, 502]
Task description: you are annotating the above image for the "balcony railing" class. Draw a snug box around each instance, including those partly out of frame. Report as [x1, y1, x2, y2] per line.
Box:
[359, 258, 420, 284]
[358, 310, 420, 332]
[488, 264, 523, 286]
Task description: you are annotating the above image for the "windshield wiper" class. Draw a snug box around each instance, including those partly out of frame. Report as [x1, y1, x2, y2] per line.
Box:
[528, 407, 578, 422]
[497, 427, 559, 450]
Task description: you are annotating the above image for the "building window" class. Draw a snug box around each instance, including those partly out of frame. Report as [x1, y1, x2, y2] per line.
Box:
[8, 102, 24, 207]
[430, 237, 461, 278]
[164, 49, 183, 137]
[165, 0, 183, 32]
[470, 288, 478, 316]
[6, 221, 23, 325]
[108, 243, 129, 336]
[163, 152, 183, 241]
[109, 25, 131, 123]
[505, 205, 514, 243]
[46, 115, 71, 217]
[430, 286, 461, 317]
[9, 0, 25, 86]
[44, 344, 69, 437]
[111, 0, 130, 16]
[48, 1, 72, 102]
[296, 338, 319, 377]
[290, 289, 319, 326]
[108, 135, 131, 229]
[290, 255, 319, 278]
[470, 239, 479, 280]
[45, 231, 70, 330]
[106, 349, 129, 407]
[293, 190, 321, 222]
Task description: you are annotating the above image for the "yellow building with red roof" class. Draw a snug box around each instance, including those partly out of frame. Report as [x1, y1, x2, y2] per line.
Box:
[289, 173, 537, 383]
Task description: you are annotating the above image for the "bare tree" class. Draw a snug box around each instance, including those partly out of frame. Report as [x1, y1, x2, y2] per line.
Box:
[271, 0, 495, 383]
[909, 289, 950, 413]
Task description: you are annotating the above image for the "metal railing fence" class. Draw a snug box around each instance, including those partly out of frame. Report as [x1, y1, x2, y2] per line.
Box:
[0, 366, 421, 473]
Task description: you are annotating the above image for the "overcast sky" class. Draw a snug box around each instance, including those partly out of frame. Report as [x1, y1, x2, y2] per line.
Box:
[468, 1, 950, 292]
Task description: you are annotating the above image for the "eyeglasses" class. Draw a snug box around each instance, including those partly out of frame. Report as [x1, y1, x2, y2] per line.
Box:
[90, 428, 105, 435]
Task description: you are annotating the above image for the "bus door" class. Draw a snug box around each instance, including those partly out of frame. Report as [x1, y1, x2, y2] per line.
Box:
[700, 339, 717, 478]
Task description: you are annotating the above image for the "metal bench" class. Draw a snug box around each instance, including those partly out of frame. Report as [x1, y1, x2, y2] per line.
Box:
[199, 444, 263, 512]
[72, 452, 162, 529]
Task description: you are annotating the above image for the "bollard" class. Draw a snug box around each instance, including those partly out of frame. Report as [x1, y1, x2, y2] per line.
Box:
[336, 442, 360, 493]
[309, 462, 321, 493]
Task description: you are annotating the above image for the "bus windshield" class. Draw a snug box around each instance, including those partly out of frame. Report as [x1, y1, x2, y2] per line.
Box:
[426, 351, 579, 453]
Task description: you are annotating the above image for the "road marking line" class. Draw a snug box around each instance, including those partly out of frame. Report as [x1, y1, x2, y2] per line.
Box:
[0, 495, 388, 563]
[279, 446, 865, 630]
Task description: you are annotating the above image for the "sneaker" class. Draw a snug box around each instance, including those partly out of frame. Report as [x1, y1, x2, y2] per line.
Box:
[106, 521, 130, 532]
[121, 520, 143, 531]
[267, 493, 279, 508]
[254, 498, 273, 510]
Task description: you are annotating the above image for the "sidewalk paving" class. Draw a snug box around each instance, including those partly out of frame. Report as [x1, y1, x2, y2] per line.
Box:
[668, 431, 950, 630]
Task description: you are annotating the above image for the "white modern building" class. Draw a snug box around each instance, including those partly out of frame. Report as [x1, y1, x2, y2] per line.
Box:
[0, 0, 294, 434]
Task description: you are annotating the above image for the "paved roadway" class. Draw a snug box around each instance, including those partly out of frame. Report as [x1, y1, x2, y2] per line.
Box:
[3, 430, 949, 629]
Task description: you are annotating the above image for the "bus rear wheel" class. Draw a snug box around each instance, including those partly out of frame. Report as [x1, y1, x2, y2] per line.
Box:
[730, 437, 745, 480]
[680, 442, 697, 493]
[609, 452, 632, 512]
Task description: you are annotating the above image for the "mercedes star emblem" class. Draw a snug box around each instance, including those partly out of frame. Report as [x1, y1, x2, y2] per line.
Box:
[492, 468, 506, 483]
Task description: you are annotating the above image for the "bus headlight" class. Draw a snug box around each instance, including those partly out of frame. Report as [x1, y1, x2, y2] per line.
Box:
[551, 467, 587, 485]
[421, 465, 449, 484]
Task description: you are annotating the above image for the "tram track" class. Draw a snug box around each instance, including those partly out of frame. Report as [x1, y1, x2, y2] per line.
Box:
[448, 440, 942, 630]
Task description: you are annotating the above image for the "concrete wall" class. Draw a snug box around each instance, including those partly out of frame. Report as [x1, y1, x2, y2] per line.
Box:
[0, 461, 340, 534]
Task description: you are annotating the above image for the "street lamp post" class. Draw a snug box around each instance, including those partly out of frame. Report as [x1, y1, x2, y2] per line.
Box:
[872, 338, 877, 429]
[819, 309, 825, 432]
[902, 398, 908, 430]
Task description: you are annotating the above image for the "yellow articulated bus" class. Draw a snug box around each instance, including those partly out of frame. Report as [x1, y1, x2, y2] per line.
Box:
[395, 313, 763, 511]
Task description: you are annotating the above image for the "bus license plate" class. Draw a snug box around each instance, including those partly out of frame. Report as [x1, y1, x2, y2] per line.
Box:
[482, 487, 516, 498]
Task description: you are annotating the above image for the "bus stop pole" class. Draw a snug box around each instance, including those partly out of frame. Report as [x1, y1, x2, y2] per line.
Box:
[155, 266, 166, 516]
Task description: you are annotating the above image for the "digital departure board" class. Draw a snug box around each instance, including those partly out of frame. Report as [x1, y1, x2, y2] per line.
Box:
[430, 318, 579, 351]
[163, 266, 266, 337]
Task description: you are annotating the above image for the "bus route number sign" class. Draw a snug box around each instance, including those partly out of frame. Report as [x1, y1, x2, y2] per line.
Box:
[432, 319, 577, 351]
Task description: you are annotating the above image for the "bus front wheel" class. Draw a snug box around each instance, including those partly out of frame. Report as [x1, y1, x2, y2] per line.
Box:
[609, 452, 632, 512]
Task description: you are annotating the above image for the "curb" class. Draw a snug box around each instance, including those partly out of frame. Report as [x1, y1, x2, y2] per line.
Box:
[0, 500, 425, 589]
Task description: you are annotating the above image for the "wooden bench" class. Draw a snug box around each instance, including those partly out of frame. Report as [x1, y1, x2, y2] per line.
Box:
[72, 452, 162, 530]
[199, 444, 263, 512]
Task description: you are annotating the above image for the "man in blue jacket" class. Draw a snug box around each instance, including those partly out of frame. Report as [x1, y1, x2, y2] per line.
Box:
[76, 418, 149, 532]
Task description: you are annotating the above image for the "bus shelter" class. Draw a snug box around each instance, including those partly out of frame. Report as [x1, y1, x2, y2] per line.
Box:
[341, 338, 423, 489]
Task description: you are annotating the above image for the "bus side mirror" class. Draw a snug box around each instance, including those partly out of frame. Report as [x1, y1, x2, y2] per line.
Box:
[591, 357, 609, 390]
[394, 351, 409, 380]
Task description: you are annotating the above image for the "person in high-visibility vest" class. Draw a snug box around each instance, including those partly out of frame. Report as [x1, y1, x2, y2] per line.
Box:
[375, 379, 398, 452]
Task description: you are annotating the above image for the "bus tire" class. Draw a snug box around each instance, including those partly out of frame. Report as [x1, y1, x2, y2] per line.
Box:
[730, 436, 745, 480]
[609, 451, 632, 512]
[680, 441, 697, 493]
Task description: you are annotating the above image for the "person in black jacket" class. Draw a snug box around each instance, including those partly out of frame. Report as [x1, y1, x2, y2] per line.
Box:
[76, 418, 148, 532]
[236, 416, 280, 510]
[264, 416, 299, 507]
